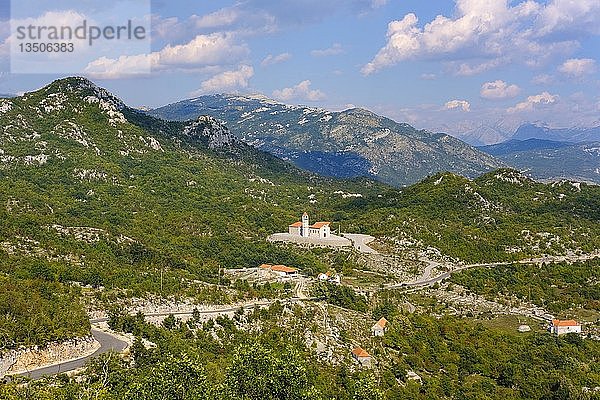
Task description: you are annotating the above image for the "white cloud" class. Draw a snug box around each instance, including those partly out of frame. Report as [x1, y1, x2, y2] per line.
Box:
[261, 52, 292, 66]
[532, 74, 554, 85]
[452, 59, 505, 77]
[370, 0, 388, 9]
[194, 65, 254, 94]
[84, 54, 156, 79]
[273, 80, 326, 102]
[536, 0, 600, 37]
[192, 8, 240, 29]
[507, 92, 558, 113]
[84, 33, 249, 79]
[311, 43, 344, 57]
[158, 33, 248, 68]
[362, 0, 600, 75]
[480, 80, 521, 100]
[558, 58, 597, 77]
[445, 100, 471, 112]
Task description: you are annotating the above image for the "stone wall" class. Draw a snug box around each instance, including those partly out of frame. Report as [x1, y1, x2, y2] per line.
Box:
[0, 336, 99, 377]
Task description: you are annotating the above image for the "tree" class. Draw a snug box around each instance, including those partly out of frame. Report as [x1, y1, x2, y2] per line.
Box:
[226, 342, 314, 400]
[352, 375, 384, 400]
[125, 353, 212, 400]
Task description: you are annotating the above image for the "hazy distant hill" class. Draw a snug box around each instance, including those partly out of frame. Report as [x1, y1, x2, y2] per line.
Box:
[150, 94, 504, 187]
[512, 123, 600, 143]
[479, 139, 600, 183]
[479, 138, 573, 156]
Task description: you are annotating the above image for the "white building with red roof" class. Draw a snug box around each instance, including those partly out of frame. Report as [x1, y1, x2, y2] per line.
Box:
[549, 319, 582, 335]
[288, 213, 331, 239]
[351, 347, 371, 366]
[371, 317, 388, 337]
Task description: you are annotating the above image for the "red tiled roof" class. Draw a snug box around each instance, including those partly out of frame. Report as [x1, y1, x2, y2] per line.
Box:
[352, 347, 370, 358]
[552, 319, 579, 327]
[373, 317, 388, 329]
[259, 264, 272, 269]
[271, 265, 297, 273]
[310, 222, 330, 228]
[289, 221, 303, 227]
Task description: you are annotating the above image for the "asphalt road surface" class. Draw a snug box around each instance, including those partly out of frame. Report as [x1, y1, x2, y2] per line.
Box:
[17, 328, 128, 380]
[343, 234, 378, 254]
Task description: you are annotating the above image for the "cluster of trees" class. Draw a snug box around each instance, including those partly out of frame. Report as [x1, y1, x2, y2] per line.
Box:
[312, 282, 368, 312]
[1, 302, 384, 399]
[0, 276, 89, 349]
[380, 313, 600, 399]
[451, 259, 600, 313]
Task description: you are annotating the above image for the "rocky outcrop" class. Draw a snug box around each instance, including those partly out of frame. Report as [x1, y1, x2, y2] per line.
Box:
[0, 336, 99, 377]
[182, 116, 236, 149]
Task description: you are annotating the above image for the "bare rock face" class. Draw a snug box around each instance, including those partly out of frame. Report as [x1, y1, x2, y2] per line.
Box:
[182, 116, 236, 149]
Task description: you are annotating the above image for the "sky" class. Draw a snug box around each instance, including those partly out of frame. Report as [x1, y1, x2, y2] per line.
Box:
[1, 0, 600, 143]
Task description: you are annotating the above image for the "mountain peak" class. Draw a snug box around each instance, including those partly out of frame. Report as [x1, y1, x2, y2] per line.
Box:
[40, 77, 125, 111]
[183, 115, 236, 149]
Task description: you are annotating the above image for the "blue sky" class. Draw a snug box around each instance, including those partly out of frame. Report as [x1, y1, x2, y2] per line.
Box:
[1, 0, 600, 143]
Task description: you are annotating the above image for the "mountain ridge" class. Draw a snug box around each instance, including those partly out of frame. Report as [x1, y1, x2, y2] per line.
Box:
[150, 93, 505, 187]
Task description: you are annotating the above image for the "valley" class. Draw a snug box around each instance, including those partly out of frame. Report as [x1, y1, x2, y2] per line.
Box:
[0, 78, 599, 399]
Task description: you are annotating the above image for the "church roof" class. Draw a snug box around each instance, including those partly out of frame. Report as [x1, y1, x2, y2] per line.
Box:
[310, 222, 330, 228]
[289, 221, 303, 227]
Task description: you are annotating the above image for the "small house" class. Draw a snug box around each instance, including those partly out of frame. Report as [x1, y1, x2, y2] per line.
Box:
[371, 317, 388, 337]
[549, 319, 582, 335]
[351, 347, 371, 366]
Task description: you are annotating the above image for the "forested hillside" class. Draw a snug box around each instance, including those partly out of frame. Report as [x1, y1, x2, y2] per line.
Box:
[1, 78, 600, 348]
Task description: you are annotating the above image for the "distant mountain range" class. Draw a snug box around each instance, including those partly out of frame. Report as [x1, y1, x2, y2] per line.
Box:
[478, 138, 574, 156]
[512, 123, 600, 143]
[150, 94, 504, 187]
[478, 139, 600, 184]
[452, 122, 600, 146]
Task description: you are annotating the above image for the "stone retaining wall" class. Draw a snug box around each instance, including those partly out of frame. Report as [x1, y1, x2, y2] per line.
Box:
[0, 336, 99, 377]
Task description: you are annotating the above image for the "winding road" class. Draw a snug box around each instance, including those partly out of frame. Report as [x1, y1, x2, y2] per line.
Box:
[16, 328, 128, 380]
[387, 252, 600, 289]
[18, 298, 306, 380]
[16, 251, 599, 379]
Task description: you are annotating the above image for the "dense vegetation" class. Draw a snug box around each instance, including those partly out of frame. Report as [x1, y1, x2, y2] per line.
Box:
[312, 282, 368, 312]
[0, 276, 89, 349]
[451, 258, 600, 313]
[3, 305, 600, 399]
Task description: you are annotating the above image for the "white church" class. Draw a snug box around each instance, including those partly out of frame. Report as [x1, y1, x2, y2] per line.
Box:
[288, 212, 331, 239]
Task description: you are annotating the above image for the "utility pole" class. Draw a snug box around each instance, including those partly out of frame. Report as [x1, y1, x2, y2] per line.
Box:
[160, 267, 163, 293]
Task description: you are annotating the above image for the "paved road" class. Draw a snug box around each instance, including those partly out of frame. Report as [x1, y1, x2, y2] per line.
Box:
[387, 252, 600, 289]
[16, 328, 128, 380]
[20, 298, 309, 380]
[343, 234, 378, 254]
